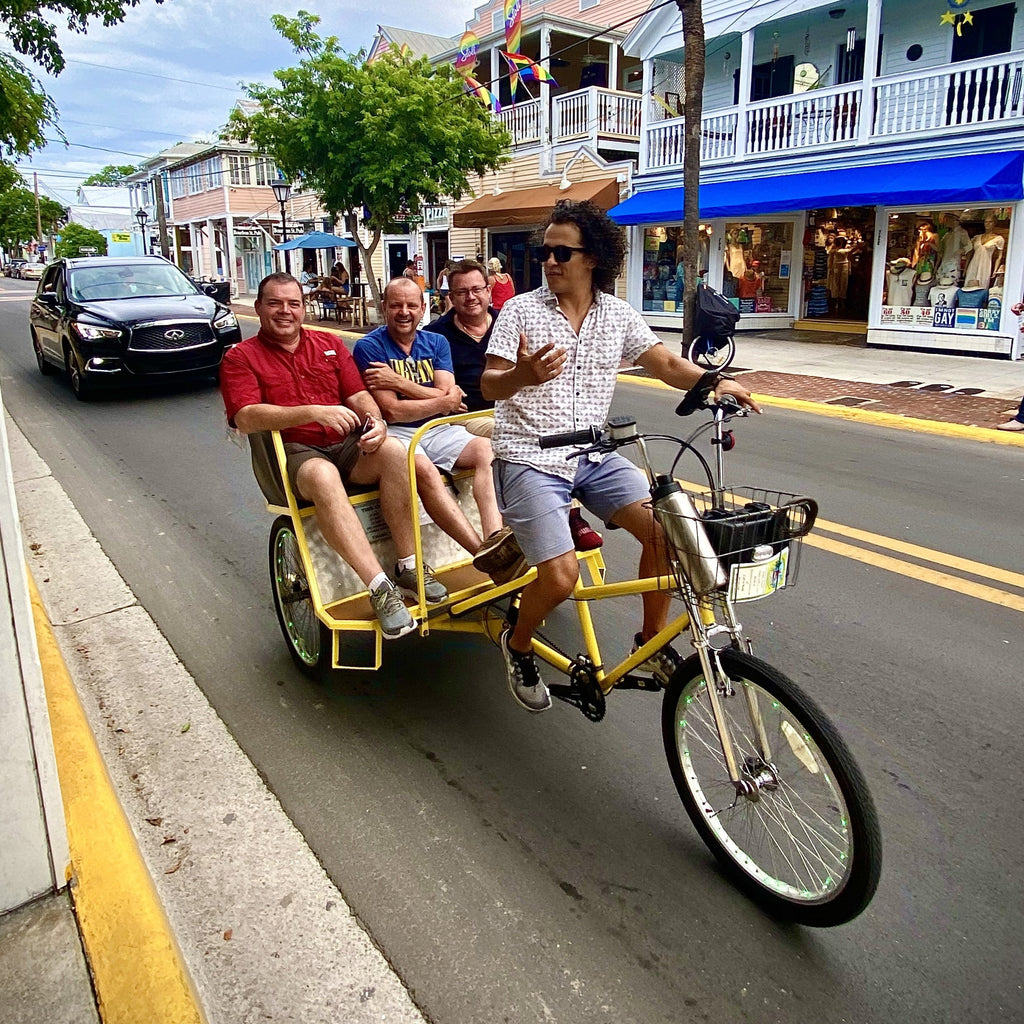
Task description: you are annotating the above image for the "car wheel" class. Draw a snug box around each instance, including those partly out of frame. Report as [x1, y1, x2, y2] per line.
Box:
[31, 330, 53, 376]
[64, 346, 93, 401]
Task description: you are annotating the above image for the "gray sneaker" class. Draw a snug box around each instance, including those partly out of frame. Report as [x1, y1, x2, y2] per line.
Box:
[370, 579, 415, 639]
[394, 562, 448, 604]
[630, 632, 682, 684]
[500, 629, 551, 712]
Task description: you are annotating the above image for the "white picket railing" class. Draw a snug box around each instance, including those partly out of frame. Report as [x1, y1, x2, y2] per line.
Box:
[642, 50, 1024, 171]
[553, 87, 642, 142]
[498, 98, 541, 146]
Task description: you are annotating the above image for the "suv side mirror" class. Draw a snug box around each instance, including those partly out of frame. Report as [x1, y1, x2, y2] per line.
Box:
[36, 290, 58, 305]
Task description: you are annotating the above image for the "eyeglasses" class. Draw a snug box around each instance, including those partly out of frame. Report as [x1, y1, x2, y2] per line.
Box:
[532, 244, 587, 263]
[451, 285, 489, 299]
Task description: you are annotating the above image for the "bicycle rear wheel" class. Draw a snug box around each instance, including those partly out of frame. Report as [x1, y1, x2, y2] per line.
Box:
[662, 650, 881, 926]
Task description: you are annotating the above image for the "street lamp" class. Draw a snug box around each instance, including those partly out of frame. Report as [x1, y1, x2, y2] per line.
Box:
[270, 180, 292, 274]
[134, 208, 149, 254]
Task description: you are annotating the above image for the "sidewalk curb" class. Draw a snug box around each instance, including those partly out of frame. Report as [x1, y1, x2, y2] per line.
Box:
[618, 372, 1024, 446]
[28, 573, 204, 1024]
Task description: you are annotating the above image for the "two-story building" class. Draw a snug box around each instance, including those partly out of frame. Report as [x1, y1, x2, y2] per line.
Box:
[611, 0, 1024, 358]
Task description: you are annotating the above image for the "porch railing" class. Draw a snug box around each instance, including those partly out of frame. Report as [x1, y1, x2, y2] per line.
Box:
[873, 52, 1024, 137]
[643, 50, 1024, 171]
[498, 98, 541, 146]
[553, 87, 642, 143]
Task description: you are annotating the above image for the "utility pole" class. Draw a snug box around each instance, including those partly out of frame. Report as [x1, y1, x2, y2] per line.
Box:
[676, 0, 705, 350]
[153, 174, 171, 260]
[33, 173, 43, 256]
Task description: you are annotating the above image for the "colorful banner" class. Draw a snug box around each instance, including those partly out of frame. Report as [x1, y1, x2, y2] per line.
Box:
[464, 75, 500, 113]
[504, 0, 522, 94]
[453, 29, 479, 76]
[501, 51, 557, 86]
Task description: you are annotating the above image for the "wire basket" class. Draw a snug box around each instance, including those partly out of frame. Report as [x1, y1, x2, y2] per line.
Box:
[656, 487, 817, 600]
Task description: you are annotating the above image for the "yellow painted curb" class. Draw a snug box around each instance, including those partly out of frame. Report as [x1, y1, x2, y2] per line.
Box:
[618, 372, 1024, 446]
[28, 574, 205, 1024]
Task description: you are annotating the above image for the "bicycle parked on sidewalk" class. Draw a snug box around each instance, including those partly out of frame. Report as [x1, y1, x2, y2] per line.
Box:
[257, 386, 881, 927]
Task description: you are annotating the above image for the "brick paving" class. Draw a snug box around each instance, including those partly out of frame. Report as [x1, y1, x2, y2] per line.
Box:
[735, 370, 1021, 429]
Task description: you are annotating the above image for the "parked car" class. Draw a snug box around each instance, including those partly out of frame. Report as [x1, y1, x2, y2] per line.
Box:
[29, 255, 242, 400]
[20, 262, 45, 281]
[5, 259, 26, 277]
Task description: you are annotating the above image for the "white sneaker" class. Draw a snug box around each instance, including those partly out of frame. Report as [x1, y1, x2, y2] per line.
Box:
[996, 419, 1024, 431]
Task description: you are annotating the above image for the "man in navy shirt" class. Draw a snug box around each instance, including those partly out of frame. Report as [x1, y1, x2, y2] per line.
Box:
[353, 276, 503, 540]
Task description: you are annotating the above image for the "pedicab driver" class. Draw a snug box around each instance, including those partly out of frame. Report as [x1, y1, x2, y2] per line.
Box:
[220, 272, 484, 641]
[481, 200, 760, 712]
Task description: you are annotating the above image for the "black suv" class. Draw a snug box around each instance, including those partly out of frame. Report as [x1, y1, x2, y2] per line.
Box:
[29, 255, 242, 399]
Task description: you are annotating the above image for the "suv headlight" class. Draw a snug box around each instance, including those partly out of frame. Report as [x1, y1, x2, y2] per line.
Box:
[213, 309, 238, 331]
[73, 323, 122, 341]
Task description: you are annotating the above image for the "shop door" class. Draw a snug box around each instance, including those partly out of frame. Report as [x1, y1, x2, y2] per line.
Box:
[387, 242, 409, 282]
[427, 234, 449, 287]
[803, 208, 875, 323]
[495, 231, 544, 295]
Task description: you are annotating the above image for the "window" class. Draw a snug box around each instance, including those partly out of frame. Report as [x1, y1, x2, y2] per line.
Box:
[579, 0, 599, 10]
[749, 56, 794, 102]
[951, 2, 1015, 62]
[254, 159, 278, 186]
[229, 156, 251, 186]
[169, 169, 187, 199]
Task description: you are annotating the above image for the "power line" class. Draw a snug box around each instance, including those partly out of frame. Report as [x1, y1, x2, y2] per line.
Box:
[65, 57, 244, 93]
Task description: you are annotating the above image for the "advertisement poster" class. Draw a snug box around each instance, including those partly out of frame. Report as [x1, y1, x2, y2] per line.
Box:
[933, 306, 956, 329]
[955, 309, 979, 330]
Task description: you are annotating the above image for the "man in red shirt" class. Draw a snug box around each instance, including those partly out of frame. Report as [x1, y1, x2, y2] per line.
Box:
[221, 273, 483, 639]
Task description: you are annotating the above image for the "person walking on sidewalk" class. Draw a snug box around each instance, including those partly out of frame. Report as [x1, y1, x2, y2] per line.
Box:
[480, 199, 759, 712]
[220, 273, 485, 638]
[998, 301, 1024, 431]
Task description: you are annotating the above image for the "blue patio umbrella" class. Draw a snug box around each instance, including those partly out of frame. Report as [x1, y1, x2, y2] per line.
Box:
[273, 230, 357, 250]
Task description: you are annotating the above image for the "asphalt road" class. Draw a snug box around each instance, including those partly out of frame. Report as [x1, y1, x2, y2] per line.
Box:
[4, 281, 1023, 1023]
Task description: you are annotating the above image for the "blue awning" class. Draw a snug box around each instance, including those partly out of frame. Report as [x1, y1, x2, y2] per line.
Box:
[609, 151, 1024, 224]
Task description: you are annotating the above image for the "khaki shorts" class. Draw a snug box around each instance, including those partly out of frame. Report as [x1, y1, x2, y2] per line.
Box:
[284, 435, 362, 501]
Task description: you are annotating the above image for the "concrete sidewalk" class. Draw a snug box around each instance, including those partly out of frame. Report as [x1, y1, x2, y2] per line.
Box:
[1, 319, 1021, 1024]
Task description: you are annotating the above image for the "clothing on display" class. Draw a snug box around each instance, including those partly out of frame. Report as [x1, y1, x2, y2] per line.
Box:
[963, 233, 1004, 289]
[806, 284, 829, 317]
[957, 286, 989, 309]
[936, 222, 971, 281]
[886, 265, 915, 306]
[928, 283, 959, 307]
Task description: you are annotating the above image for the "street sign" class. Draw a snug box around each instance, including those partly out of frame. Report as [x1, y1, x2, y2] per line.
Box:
[79, 246, 98, 255]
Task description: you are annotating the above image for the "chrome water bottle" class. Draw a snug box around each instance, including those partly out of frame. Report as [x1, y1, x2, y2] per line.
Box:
[651, 475, 727, 592]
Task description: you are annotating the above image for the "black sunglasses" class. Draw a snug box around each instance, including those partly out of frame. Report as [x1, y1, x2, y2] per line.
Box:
[532, 244, 587, 263]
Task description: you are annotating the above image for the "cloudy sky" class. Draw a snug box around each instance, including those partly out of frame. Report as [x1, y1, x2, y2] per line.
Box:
[17, 0, 479, 202]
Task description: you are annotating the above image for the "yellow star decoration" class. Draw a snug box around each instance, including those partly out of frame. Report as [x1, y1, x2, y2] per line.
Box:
[962, 10, 973, 24]
[940, 10, 956, 24]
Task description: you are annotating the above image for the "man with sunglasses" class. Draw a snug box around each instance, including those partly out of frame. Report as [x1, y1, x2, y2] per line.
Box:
[481, 200, 759, 712]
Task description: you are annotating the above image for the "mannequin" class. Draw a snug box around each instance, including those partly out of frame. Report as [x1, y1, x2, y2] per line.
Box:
[912, 220, 938, 275]
[928, 275, 959, 308]
[936, 214, 971, 282]
[827, 236, 851, 314]
[963, 214, 1005, 288]
[735, 266, 763, 299]
[886, 258, 915, 305]
[912, 271, 934, 306]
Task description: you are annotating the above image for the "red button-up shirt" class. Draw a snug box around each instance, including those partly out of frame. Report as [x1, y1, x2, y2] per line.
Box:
[220, 327, 367, 446]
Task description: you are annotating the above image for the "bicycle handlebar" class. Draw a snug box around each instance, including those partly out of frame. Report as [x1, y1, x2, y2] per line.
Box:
[538, 426, 603, 449]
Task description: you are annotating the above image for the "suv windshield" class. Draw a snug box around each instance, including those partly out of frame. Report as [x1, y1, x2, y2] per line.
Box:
[69, 263, 199, 302]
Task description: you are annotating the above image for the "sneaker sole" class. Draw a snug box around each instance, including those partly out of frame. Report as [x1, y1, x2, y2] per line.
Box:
[381, 618, 417, 640]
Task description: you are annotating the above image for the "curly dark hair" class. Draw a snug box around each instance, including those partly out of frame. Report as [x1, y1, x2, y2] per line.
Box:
[545, 199, 626, 292]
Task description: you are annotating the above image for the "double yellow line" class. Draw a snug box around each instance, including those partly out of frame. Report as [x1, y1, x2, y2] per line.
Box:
[807, 517, 1024, 614]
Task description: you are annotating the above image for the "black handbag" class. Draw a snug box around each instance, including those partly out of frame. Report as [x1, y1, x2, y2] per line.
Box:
[694, 283, 740, 340]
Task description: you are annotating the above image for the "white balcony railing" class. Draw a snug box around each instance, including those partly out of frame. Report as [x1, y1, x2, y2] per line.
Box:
[873, 52, 1024, 137]
[498, 98, 541, 146]
[643, 50, 1024, 172]
[553, 87, 643, 143]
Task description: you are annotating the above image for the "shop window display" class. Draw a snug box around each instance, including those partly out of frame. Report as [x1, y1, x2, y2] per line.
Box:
[722, 222, 793, 314]
[802, 208, 874, 321]
[880, 208, 1009, 332]
[641, 224, 711, 313]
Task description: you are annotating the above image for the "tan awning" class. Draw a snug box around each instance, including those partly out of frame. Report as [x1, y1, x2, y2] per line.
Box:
[452, 178, 621, 228]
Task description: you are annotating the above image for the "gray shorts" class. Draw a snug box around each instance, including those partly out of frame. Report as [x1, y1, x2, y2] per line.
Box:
[493, 454, 649, 565]
[284, 435, 362, 500]
[386, 422, 476, 472]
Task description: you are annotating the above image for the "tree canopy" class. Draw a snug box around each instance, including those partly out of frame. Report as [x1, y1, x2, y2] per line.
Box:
[0, 0, 165, 157]
[230, 13, 509, 311]
[82, 163, 138, 187]
[0, 186, 63, 250]
[54, 221, 107, 258]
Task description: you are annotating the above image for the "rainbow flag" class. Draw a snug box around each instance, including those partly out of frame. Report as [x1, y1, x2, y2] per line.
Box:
[504, 0, 522, 93]
[453, 29, 479, 76]
[464, 75, 500, 113]
[501, 51, 557, 86]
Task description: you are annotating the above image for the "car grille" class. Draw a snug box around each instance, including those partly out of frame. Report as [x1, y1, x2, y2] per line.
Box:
[129, 322, 215, 352]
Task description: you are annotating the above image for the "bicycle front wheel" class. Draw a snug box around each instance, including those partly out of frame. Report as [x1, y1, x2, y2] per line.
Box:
[687, 335, 735, 371]
[662, 650, 881, 926]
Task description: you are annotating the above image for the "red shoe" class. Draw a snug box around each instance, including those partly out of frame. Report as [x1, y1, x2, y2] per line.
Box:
[569, 507, 603, 551]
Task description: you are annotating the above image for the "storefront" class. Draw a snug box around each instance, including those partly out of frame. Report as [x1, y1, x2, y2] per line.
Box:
[611, 150, 1024, 357]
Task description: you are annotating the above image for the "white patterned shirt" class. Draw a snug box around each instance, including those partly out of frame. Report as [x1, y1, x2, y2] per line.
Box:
[487, 286, 661, 481]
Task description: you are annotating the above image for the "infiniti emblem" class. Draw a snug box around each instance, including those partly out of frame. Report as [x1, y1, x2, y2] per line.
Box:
[164, 329, 185, 340]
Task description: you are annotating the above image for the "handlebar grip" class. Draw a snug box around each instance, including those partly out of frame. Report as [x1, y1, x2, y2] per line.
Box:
[538, 426, 602, 449]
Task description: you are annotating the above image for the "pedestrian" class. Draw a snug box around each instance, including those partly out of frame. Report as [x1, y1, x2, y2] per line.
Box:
[478, 199, 758, 712]
[486, 256, 516, 311]
[436, 262, 452, 311]
[997, 300, 1024, 431]
[219, 272, 487, 637]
